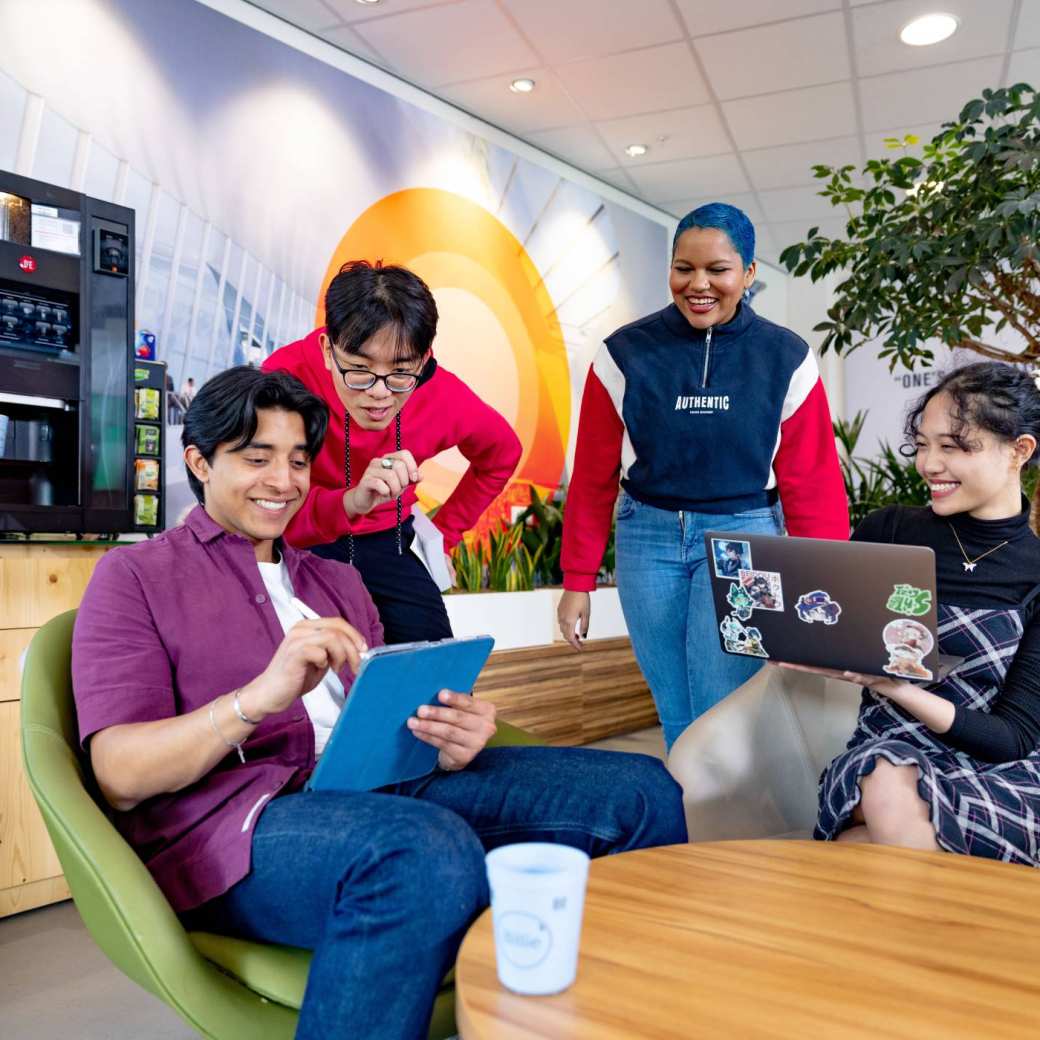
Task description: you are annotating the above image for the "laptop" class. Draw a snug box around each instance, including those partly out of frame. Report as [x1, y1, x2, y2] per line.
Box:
[307, 635, 495, 793]
[704, 531, 959, 682]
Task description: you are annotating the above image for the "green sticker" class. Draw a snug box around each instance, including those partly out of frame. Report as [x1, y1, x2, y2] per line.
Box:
[886, 584, 932, 617]
[134, 367, 148, 382]
[726, 582, 754, 621]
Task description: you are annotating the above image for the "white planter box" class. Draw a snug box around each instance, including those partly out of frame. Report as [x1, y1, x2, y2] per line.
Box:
[444, 587, 629, 651]
[444, 589, 556, 650]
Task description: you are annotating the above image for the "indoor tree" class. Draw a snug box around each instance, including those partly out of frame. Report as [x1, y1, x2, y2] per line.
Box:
[779, 84, 1040, 370]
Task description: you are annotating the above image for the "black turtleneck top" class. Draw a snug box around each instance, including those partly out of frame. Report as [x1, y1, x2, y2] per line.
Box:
[852, 502, 1040, 762]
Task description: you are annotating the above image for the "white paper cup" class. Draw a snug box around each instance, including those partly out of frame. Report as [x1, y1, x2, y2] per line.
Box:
[485, 842, 590, 996]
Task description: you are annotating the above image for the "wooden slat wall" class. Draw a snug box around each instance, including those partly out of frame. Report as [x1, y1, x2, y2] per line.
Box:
[475, 637, 657, 746]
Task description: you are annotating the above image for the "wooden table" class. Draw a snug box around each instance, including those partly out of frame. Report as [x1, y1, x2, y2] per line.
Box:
[456, 841, 1040, 1039]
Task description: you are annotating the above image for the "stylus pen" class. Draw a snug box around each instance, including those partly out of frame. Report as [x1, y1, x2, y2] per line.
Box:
[291, 596, 322, 621]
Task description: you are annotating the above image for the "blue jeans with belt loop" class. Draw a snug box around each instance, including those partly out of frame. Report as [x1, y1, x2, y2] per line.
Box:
[614, 492, 784, 750]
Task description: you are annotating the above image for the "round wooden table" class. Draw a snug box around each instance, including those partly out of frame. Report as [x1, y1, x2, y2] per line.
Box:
[456, 841, 1040, 1039]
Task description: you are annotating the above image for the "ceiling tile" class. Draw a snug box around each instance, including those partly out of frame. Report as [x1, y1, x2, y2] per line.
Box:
[723, 81, 856, 150]
[499, 0, 683, 64]
[1007, 48, 1040, 86]
[324, 0, 460, 23]
[859, 56, 1005, 131]
[625, 153, 748, 204]
[696, 13, 850, 100]
[354, 0, 538, 87]
[318, 24, 393, 67]
[662, 192, 765, 225]
[554, 42, 711, 121]
[853, 0, 1015, 78]
[589, 167, 643, 197]
[1014, 1, 1040, 49]
[758, 185, 835, 223]
[767, 216, 848, 254]
[743, 135, 861, 191]
[250, 0, 341, 31]
[595, 105, 731, 166]
[524, 125, 617, 171]
[438, 69, 587, 134]
[673, 0, 840, 38]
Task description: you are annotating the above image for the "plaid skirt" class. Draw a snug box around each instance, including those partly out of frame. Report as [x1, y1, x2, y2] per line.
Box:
[816, 604, 1040, 865]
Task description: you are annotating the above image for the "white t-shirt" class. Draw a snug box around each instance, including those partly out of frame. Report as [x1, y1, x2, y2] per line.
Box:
[256, 557, 345, 757]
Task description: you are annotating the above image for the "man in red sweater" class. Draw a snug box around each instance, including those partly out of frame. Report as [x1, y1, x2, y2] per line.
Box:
[263, 261, 521, 643]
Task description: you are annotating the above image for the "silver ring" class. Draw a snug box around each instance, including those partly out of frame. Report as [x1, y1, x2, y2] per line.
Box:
[380, 457, 394, 470]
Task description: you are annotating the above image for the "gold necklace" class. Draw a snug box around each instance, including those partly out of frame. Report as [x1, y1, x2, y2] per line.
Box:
[948, 524, 1009, 574]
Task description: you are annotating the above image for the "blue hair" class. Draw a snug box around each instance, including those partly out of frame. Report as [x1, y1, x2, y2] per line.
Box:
[672, 203, 755, 267]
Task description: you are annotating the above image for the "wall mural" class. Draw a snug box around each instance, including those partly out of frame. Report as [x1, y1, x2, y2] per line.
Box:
[0, 0, 670, 529]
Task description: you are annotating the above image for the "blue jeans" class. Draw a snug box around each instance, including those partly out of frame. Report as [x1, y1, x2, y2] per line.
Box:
[186, 746, 686, 1039]
[614, 493, 783, 750]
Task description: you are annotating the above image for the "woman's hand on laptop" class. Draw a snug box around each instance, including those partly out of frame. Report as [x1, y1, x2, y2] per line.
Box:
[407, 690, 497, 771]
[240, 619, 369, 720]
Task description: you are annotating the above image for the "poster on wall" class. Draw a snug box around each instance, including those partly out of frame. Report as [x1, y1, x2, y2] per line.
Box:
[0, 0, 671, 533]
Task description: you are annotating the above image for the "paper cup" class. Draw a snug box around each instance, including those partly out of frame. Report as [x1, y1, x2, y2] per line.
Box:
[485, 842, 590, 996]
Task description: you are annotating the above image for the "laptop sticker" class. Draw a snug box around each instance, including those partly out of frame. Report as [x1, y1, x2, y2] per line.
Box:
[738, 569, 784, 612]
[881, 618, 934, 681]
[720, 614, 769, 658]
[795, 590, 842, 625]
[726, 582, 755, 621]
[886, 584, 932, 617]
[711, 538, 752, 579]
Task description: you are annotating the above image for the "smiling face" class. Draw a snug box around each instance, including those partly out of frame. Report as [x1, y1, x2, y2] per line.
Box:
[185, 407, 310, 561]
[669, 227, 756, 330]
[320, 326, 429, 432]
[914, 392, 1035, 520]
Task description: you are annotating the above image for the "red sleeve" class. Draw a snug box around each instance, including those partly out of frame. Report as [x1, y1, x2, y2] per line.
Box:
[430, 375, 522, 550]
[561, 366, 624, 591]
[773, 377, 849, 540]
[284, 486, 357, 548]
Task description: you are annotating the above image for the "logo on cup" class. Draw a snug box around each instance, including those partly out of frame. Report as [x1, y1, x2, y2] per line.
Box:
[497, 911, 553, 969]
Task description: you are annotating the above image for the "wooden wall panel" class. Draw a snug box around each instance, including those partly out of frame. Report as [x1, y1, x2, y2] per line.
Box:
[474, 643, 583, 746]
[580, 638, 659, 744]
[0, 628, 38, 703]
[0, 701, 63, 892]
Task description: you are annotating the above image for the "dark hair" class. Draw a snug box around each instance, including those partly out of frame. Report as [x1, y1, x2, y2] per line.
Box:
[324, 260, 438, 363]
[673, 203, 755, 266]
[182, 367, 329, 504]
[724, 542, 743, 554]
[903, 361, 1040, 463]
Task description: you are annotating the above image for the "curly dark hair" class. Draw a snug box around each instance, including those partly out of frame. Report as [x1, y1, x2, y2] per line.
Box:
[903, 362, 1040, 464]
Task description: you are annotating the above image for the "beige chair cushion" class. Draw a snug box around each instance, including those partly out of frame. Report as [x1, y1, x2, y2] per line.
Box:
[667, 665, 862, 842]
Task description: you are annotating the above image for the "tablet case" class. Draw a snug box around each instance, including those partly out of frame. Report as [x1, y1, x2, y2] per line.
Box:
[306, 635, 495, 793]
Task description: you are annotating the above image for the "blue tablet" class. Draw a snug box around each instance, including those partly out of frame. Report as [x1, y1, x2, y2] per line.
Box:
[306, 635, 495, 793]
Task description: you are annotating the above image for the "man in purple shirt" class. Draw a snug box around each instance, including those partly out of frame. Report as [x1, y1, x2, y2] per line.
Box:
[72, 366, 686, 1040]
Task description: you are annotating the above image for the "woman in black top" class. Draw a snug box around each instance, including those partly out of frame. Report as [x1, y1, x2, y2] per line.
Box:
[797, 363, 1040, 863]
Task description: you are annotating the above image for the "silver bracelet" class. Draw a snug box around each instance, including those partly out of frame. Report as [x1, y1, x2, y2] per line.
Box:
[233, 689, 260, 725]
[209, 699, 246, 764]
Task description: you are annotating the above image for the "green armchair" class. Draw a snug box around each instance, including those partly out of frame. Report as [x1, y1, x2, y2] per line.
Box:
[19, 609, 537, 1039]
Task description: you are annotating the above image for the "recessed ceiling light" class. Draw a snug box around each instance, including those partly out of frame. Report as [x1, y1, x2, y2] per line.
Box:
[509, 78, 536, 94]
[900, 13, 958, 46]
[355, 0, 382, 6]
[625, 144, 648, 158]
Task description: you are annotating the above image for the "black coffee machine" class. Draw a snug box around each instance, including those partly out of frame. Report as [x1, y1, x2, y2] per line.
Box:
[0, 170, 139, 535]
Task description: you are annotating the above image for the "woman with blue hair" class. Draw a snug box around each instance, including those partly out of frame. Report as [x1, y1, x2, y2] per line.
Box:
[557, 203, 848, 750]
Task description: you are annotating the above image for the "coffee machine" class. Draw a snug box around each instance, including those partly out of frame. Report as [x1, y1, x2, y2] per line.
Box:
[0, 170, 139, 534]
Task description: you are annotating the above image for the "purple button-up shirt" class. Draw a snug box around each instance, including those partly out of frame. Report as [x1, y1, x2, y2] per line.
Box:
[72, 506, 383, 912]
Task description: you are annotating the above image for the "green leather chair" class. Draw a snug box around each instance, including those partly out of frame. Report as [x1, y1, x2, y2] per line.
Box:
[20, 609, 540, 1040]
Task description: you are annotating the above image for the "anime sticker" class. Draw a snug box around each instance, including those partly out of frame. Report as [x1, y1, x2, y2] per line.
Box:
[795, 590, 842, 625]
[726, 581, 755, 621]
[719, 614, 769, 658]
[711, 538, 752, 579]
[886, 584, 932, 617]
[738, 569, 784, 612]
[881, 618, 935, 681]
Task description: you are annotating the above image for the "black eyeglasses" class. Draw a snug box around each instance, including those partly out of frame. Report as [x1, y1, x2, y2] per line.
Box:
[329, 352, 420, 393]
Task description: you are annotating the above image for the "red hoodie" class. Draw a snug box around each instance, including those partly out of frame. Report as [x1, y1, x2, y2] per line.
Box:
[263, 329, 522, 549]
